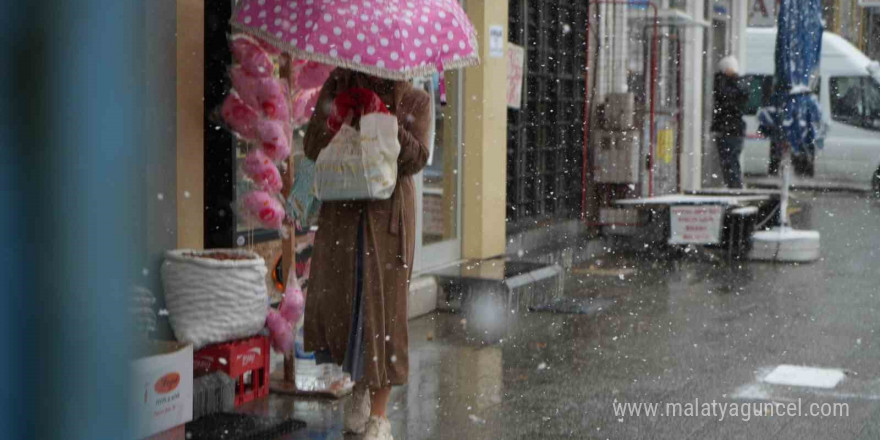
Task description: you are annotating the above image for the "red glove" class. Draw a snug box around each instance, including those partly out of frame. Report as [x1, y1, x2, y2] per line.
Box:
[348, 87, 390, 115]
[327, 90, 358, 133]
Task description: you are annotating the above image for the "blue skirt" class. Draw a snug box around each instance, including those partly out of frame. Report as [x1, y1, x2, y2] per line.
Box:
[314, 213, 365, 382]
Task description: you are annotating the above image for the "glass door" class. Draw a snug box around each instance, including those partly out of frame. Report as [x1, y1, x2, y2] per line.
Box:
[413, 71, 462, 272]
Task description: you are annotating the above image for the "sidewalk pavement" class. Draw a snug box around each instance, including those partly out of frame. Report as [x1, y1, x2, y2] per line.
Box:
[241, 191, 880, 440]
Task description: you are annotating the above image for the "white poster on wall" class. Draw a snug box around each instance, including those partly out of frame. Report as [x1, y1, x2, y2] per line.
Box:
[489, 25, 504, 58]
[507, 43, 525, 109]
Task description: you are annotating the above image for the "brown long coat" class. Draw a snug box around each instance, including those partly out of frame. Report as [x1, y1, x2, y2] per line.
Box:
[302, 69, 430, 388]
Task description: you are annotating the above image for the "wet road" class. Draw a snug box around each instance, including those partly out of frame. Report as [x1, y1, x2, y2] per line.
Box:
[255, 191, 880, 439]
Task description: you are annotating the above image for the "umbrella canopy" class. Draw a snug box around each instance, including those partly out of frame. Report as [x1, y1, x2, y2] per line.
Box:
[231, 0, 480, 80]
[757, 0, 824, 154]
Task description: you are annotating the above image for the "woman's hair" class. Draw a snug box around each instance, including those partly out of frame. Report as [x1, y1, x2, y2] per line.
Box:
[348, 70, 396, 93]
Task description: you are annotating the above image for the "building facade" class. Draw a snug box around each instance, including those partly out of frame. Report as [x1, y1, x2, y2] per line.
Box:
[161, 0, 751, 293]
[824, 0, 880, 60]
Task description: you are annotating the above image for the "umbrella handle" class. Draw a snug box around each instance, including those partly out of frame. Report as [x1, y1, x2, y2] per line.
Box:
[439, 73, 447, 106]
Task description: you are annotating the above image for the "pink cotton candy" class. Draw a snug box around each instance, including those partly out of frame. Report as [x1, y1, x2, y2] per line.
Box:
[257, 39, 282, 56]
[231, 66, 290, 122]
[288, 60, 332, 127]
[289, 60, 334, 90]
[266, 310, 295, 353]
[265, 265, 305, 354]
[257, 78, 290, 122]
[279, 286, 304, 324]
[242, 190, 285, 230]
[230, 34, 274, 78]
[229, 66, 260, 108]
[243, 149, 283, 193]
[291, 88, 320, 127]
[256, 119, 291, 162]
[220, 91, 259, 140]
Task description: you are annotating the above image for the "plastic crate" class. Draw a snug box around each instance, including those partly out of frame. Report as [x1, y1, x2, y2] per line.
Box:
[193, 335, 270, 406]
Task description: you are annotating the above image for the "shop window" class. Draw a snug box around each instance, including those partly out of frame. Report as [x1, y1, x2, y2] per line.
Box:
[830, 76, 880, 131]
[414, 75, 460, 246]
[743, 75, 774, 115]
[507, 0, 587, 228]
[744, 75, 821, 117]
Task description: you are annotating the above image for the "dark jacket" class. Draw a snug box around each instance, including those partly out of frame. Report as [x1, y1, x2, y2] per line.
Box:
[711, 72, 748, 137]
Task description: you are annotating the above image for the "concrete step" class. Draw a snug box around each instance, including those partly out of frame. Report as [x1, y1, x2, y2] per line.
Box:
[407, 275, 438, 320]
[427, 258, 565, 341]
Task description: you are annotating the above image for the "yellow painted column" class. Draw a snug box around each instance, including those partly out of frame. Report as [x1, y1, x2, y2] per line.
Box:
[176, 0, 205, 249]
[462, 0, 508, 260]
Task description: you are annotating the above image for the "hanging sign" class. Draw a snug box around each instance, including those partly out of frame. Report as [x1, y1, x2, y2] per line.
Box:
[669, 205, 724, 245]
[507, 43, 525, 109]
[489, 25, 505, 58]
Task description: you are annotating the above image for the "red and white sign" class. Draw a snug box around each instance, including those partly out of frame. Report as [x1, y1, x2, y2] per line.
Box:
[507, 43, 525, 109]
[131, 342, 193, 439]
[669, 205, 724, 245]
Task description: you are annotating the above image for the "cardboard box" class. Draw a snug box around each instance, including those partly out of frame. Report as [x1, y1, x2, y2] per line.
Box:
[144, 424, 185, 440]
[130, 341, 193, 439]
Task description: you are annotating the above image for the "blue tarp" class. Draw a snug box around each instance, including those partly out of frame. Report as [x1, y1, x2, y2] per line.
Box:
[757, 0, 825, 154]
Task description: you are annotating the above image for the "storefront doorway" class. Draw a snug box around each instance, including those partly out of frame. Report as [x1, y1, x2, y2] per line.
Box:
[202, 0, 464, 272]
[413, 72, 463, 272]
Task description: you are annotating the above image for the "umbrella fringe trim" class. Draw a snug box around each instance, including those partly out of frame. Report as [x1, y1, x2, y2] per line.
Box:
[230, 22, 480, 81]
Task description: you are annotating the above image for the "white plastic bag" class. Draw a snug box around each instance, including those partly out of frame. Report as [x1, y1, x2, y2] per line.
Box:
[314, 113, 400, 201]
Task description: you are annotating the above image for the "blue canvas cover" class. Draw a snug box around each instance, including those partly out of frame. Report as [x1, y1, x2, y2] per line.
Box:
[757, 0, 825, 153]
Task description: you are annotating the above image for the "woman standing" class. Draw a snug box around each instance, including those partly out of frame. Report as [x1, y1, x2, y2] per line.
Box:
[303, 68, 430, 440]
[712, 56, 749, 189]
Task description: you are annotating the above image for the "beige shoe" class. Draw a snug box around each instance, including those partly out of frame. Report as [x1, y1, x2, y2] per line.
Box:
[343, 383, 371, 434]
[363, 416, 392, 440]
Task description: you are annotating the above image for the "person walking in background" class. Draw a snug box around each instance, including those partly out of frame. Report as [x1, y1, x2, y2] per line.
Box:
[303, 68, 430, 440]
[712, 56, 749, 189]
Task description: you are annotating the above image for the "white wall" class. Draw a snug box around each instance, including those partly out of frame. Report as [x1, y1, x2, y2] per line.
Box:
[680, 0, 707, 191]
[731, 0, 749, 73]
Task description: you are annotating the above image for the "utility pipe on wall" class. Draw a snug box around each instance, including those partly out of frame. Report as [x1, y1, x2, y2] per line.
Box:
[582, 1, 659, 223]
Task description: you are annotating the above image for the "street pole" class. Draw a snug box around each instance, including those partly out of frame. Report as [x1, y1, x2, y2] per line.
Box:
[779, 142, 792, 228]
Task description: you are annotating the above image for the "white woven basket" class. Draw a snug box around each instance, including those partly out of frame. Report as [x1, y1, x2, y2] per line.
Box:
[161, 249, 268, 349]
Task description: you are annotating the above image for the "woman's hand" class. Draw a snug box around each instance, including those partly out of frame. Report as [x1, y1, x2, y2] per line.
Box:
[326, 91, 359, 133]
[348, 88, 389, 115]
[327, 87, 389, 132]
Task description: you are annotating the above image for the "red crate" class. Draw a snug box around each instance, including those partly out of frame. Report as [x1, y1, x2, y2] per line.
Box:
[193, 335, 270, 406]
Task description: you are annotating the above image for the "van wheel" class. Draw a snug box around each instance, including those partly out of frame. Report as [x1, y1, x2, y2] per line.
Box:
[873, 167, 880, 198]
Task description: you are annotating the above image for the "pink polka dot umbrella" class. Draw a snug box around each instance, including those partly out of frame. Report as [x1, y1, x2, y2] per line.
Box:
[231, 0, 480, 81]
